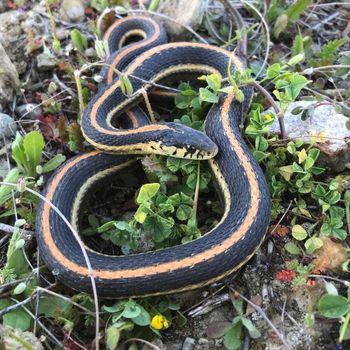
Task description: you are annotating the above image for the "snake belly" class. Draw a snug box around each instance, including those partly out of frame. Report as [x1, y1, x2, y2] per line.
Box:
[35, 18, 271, 298]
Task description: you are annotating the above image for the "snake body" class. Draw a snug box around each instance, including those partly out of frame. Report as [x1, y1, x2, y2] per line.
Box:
[36, 16, 270, 297]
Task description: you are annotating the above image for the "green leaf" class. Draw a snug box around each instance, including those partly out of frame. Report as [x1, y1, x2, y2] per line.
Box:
[324, 282, 338, 296]
[223, 323, 242, 350]
[266, 63, 282, 79]
[42, 154, 66, 173]
[273, 14, 289, 38]
[288, 53, 305, 66]
[3, 308, 32, 331]
[292, 33, 305, 57]
[291, 224, 307, 240]
[131, 306, 150, 326]
[286, 0, 312, 21]
[106, 326, 120, 350]
[11, 133, 26, 170]
[285, 242, 302, 255]
[318, 39, 346, 61]
[279, 165, 294, 181]
[201, 73, 222, 92]
[318, 294, 350, 318]
[148, 0, 160, 11]
[122, 300, 141, 319]
[119, 74, 133, 96]
[199, 88, 219, 104]
[304, 236, 323, 254]
[241, 317, 261, 339]
[0, 168, 20, 207]
[38, 296, 72, 318]
[144, 215, 174, 242]
[176, 204, 192, 221]
[13, 282, 26, 295]
[136, 183, 160, 204]
[70, 29, 88, 52]
[23, 131, 45, 176]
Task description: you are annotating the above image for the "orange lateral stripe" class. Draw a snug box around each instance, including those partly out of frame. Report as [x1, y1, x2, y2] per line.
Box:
[41, 93, 260, 279]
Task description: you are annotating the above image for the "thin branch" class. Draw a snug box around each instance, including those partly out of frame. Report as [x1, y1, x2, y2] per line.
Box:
[248, 80, 286, 139]
[0, 181, 100, 350]
[229, 287, 292, 350]
[0, 223, 34, 236]
[241, 0, 270, 79]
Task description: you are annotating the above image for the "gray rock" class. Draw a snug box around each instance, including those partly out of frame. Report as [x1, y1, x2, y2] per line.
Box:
[156, 0, 204, 40]
[0, 10, 44, 74]
[0, 113, 17, 138]
[0, 42, 19, 104]
[164, 341, 183, 350]
[36, 53, 57, 71]
[269, 100, 350, 172]
[182, 337, 195, 350]
[16, 104, 43, 120]
[60, 0, 85, 23]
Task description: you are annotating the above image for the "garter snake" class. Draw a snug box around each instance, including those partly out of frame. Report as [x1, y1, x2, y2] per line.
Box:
[36, 15, 270, 298]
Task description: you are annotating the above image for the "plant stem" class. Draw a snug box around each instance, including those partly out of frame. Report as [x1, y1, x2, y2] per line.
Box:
[339, 311, 350, 343]
[45, 0, 60, 53]
[74, 71, 85, 117]
[190, 162, 201, 227]
[248, 80, 287, 139]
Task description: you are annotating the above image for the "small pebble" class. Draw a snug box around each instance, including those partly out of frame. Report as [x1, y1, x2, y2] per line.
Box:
[16, 104, 42, 120]
[36, 53, 57, 71]
[60, 0, 85, 23]
[0, 113, 17, 138]
[182, 337, 195, 350]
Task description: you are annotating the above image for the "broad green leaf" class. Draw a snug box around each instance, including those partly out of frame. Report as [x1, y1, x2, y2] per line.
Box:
[136, 183, 160, 204]
[318, 294, 350, 318]
[23, 131, 45, 176]
[304, 236, 323, 254]
[223, 323, 242, 350]
[122, 300, 141, 319]
[3, 308, 32, 331]
[106, 326, 120, 350]
[298, 149, 307, 164]
[42, 154, 66, 173]
[279, 165, 294, 181]
[285, 242, 301, 255]
[291, 225, 307, 241]
[199, 88, 219, 104]
[266, 63, 282, 79]
[144, 215, 174, 242]
[131, 306, 151, 326]
[134, 206, 148, 224]
[241, 317, 261, 338]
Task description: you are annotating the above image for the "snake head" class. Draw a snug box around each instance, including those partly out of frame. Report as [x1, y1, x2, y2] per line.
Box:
[158, 122, 218, 160]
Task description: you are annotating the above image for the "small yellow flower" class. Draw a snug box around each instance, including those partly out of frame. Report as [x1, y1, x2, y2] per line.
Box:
[264, 113, 274, 121]
[151, 314, 171, 330]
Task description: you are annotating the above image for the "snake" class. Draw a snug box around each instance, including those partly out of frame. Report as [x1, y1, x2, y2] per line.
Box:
[35, 14, 270, 298]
